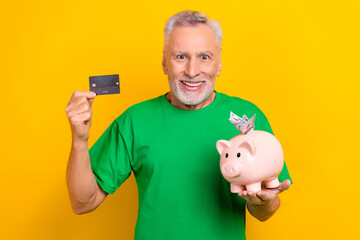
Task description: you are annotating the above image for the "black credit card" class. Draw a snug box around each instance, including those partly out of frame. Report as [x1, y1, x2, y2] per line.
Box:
[89, 74, 120, 95]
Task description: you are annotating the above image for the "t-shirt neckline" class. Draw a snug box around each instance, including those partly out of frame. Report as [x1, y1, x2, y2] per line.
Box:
[160, 90, 221, 114]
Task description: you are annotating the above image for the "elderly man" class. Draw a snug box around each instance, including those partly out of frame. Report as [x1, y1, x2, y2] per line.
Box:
[66, 10, 292, 239]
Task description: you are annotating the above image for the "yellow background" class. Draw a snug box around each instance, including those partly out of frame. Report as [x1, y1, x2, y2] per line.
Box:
[1, 0, 359, 239]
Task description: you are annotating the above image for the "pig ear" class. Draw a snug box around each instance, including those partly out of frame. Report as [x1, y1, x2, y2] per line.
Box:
[239, 140, 256, 156]
[216, 140, 232, 154]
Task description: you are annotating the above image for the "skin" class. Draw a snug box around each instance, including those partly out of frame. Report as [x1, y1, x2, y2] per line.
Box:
[241, 180, 291, 221]
[162, 24, 222, 110]
[65, 91, 107, 214]
[66, 23, 291, 220]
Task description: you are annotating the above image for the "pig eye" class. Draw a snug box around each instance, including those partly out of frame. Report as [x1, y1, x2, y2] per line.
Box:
[237, 152, 241, 158]
[225, 153, 228, 158]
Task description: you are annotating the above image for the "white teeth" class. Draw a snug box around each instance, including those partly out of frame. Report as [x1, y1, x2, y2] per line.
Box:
[182, 81, 203, 87]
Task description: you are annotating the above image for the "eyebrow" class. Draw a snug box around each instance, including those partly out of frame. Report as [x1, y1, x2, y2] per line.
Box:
[172, 50, 214, 56]
[199, 51, 214, 55]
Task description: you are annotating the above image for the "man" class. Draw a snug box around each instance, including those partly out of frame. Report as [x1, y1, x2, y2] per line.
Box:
[66, 10, 292, 239]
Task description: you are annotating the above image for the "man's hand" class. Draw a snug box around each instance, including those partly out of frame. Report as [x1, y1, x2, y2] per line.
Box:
[66, 91, 96, 141]
[239, 179, 291, 205]
[240, 179, 291, 221]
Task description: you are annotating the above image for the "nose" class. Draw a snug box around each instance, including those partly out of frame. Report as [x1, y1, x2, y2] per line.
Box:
[185, 58, 201, 78]
[221, 162, 241, 178]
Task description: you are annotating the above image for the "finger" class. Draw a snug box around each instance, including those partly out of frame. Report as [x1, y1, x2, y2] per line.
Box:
[239, 192, 252, 202]
[257, 191, 277, 202]
[66, 97, 88, 113]
[69, 111, 92, 125]
[68, 91, 96, 106]
[66, 96, 93, 113]
[281, 179, 291, 189]
[72, 90, 96, 100]
[277, 179, 291, 192]
[66, 102, 92, 117]
[76, 111, 92, 123]
[240, 191, 256, 203]
[238, 190, 247, 198]
[89, 97, 95, 106]
[247, 191, 262, 204]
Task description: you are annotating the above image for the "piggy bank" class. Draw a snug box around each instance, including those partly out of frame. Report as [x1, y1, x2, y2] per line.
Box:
[216, 130, 284, 193]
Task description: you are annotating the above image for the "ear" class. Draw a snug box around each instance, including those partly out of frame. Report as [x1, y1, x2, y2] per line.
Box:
[162, 55, 168, 75]
[216, 140, 231, 154]
[239, 140, 256, 156]
[216, 59, 222, 76]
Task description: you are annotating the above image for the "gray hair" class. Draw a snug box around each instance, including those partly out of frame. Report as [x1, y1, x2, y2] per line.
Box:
[163, 10, 223, 56]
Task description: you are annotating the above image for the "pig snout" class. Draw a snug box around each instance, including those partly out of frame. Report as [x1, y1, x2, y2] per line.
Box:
[221, 162, 241, 177]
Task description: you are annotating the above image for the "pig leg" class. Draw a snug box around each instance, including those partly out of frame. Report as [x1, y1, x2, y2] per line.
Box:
[264, 177, 280, 188]
[230, 184, 244, 193]
[245, 182, 262, 192]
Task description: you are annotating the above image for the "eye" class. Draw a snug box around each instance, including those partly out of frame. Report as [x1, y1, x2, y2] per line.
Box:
[201, 55, 210, 60]
[237, 153, 241, 158]
[176, 55, 186, 60]
[225, 153, 228, 158]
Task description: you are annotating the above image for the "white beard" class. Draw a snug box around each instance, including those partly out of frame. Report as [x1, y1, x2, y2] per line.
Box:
[168, 77, 216, 106]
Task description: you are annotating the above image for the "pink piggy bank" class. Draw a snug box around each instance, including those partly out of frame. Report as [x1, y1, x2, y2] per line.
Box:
[216, 130, 284, 193]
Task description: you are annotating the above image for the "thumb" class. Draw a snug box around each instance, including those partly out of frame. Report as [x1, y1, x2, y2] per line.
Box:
[88, 91, 96, 106]
[89, 97, 95, 106]
[280, 179, 291, 190]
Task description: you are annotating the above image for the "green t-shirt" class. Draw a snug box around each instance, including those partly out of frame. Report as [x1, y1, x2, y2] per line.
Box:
[89, 91, 292, 240]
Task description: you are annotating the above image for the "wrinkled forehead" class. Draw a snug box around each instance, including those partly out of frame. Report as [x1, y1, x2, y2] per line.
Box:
[167, 24, 219, 53]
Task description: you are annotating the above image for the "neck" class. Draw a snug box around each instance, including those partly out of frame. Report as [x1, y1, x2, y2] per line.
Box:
[166, 91, 216, 110]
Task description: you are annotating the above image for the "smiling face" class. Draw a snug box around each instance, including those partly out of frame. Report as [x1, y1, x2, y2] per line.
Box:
[162, 23, 222, 110]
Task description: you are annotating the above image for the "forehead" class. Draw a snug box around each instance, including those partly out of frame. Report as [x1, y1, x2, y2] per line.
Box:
[168, 24, 218, 52]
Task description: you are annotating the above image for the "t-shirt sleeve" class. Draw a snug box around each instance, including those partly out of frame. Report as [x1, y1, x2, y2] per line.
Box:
[254, 106, 293, 184]
[89, 115, 133, 194]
